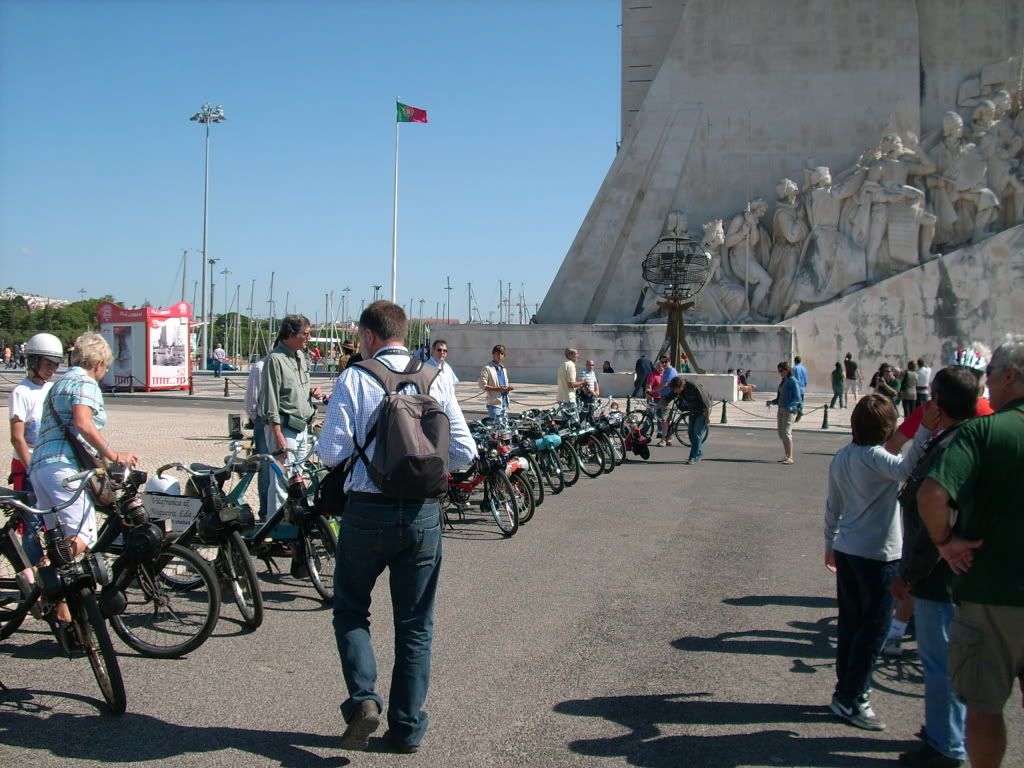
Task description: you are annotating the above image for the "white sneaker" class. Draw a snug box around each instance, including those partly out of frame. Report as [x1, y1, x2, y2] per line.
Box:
[881, 638, 904, 657]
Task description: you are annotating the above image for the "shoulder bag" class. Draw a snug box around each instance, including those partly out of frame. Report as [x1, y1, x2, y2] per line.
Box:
[46, 395, 117, 507]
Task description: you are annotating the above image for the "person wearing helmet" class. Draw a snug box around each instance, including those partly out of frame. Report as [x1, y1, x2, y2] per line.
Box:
[884, 343, 995, 455]
[7, 333, 64, 563]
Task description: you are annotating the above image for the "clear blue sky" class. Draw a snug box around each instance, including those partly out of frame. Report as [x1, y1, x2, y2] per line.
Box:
[0, 0, 619, 326]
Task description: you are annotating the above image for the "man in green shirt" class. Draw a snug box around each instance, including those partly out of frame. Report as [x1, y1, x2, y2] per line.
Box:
[917, 336, 1024, 768]
[259, 314, 324, 522]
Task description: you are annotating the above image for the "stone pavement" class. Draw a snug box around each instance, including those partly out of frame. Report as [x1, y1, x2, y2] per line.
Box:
[2, 413, 1022, 767]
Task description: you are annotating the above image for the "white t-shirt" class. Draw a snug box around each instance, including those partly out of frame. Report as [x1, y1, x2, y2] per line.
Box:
[8, 378, 53, 450]
[917, 366, 932, 388]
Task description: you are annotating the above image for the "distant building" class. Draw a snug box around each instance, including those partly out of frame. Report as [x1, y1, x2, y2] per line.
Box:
[0, 288, 71, 310]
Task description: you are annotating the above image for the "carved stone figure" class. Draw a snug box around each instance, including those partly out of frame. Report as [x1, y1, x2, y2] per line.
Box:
[691, 219, 748, 323]
[785, 163, 869, 315]
[927, 111, 999, 249]
[851, 133, 936, 279]
[980, 91, 1024, 228]
[723, 199, 773, 318]
[765, 179, 807, 319]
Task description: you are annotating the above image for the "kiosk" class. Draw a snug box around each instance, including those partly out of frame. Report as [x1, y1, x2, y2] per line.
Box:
[96, 301, 191, 391]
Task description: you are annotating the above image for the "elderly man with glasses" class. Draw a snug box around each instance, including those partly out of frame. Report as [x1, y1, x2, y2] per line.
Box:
[425, 338, 459, 387]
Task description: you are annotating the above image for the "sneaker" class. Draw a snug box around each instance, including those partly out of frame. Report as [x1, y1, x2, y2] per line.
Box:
[898, 743, 964, 767]
[655, 439, 666, 447]
[340, 700, 381, 750]
[664, 439, 673, 446]
[382, 731, 419, 754]
[830, 693, 886, 731]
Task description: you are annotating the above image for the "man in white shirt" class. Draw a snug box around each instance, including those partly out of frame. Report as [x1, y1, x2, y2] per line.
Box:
[557, 348, 585, 404]
[244, 355, 270, 518]
[316, 301, 476, 754]
[577, 359, 600, 412]
[425, 339, 459, 387]
[916, 357, 933, 408]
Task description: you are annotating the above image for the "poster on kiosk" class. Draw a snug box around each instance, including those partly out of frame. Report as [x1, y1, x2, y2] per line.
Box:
[96, 301, 191, 391]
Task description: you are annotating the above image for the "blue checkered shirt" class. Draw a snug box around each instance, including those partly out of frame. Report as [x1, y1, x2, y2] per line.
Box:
[316, 346, 477, 494]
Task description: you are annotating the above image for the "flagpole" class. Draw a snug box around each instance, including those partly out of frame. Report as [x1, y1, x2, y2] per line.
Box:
[391, 98, 400, 302]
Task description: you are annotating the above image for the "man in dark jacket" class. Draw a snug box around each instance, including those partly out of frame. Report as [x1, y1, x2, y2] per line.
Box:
[633, 353, 653, 397]
[670, 376, 712, 464]
[891, 367, 978, 768]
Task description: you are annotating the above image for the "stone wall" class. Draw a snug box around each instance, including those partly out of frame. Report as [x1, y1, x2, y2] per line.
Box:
[786, 223, 1024, 389]
[441, 323, 793, 395]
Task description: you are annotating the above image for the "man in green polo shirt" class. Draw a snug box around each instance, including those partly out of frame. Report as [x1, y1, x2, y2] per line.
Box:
[259, 314, 324, 522]
[916, 335, 1024, 768]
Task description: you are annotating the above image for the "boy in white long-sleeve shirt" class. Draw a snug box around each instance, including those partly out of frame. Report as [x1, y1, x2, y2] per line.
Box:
[824, 393, 936, 731]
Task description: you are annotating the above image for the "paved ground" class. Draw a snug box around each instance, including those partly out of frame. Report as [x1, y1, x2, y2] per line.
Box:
[2, 392, 1021, 767]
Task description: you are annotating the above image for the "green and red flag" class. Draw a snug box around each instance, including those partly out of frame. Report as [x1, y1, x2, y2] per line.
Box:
[396, 101, 428, 123]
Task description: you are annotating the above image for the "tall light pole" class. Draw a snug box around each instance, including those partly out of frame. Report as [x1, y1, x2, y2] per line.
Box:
[373, 284, 382, 302]
[220, 267, 231, 356]
[208, 256, 219, 354]
[190, 102, 226, 370]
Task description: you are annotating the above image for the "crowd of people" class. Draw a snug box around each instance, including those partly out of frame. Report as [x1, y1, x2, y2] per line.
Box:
[823, 337, 1023, 768]
[2, 340, 28, 369]
[7, 312, 1024, 765]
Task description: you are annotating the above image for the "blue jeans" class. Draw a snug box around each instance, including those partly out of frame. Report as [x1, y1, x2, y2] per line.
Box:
[833, 551, 898, 702]
[213, 360, 223, 377]
[333, 496, 442, 747]
[687, 411, 708, 461]
[915, 598, 967, 760]
[251, 417, 271, 519]
[486, 405, 507, 420]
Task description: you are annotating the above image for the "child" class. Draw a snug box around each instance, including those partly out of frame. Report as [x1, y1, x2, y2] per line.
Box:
[824, 394, 935, 730]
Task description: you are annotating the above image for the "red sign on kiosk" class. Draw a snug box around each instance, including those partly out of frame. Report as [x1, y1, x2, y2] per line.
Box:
[96, 301, 191, 391]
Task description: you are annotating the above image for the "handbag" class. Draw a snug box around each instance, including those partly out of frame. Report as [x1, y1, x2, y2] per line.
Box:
[46, 395, 117, 507]
[313, 456, 352, 518]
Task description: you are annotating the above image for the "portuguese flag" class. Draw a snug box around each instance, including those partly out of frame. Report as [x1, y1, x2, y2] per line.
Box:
[397, 101, 428, 123]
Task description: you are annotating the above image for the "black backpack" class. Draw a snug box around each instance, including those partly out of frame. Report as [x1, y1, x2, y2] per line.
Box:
[351, 357, 451, 499]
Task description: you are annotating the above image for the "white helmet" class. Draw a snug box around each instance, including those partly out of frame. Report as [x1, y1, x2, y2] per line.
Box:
[144, 475, 181, 496]
[26, 333, 64, 364]
[950, 342, 989, 372]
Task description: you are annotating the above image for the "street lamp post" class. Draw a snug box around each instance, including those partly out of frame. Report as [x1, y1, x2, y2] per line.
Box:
[190, 102, 226, 370]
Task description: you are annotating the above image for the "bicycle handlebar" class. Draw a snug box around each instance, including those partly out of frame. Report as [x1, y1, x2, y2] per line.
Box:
[0, 468, 97, 517]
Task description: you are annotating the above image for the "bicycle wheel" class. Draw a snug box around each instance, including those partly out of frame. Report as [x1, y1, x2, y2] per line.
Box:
[508, 472, 535, 525]
[539, 451, 565, 495]
[576, 436, 605, 478]
[523, 454, 544, 507]
[0, 544, 29, 637]
[304, 515, 338, 602]
[110, 542, 220, 659]
[594, 433, 616, 473]
[71, 587, 126, 715]
[219, 531, 263, 629]
[557, 442, 581, 487]
[672, 411, 692, 447]
[484, 472, 519, 537]
[607, 429, 627, 465]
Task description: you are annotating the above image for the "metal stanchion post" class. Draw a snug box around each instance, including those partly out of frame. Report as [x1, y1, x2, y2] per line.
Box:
[224, 378, 229, 397]
[189, 376, 194, 396]
[821, 405, 829, 429]
[719, 399, 728, 424]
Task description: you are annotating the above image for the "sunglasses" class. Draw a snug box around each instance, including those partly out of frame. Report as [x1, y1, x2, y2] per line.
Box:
[436, 348, 448, 354]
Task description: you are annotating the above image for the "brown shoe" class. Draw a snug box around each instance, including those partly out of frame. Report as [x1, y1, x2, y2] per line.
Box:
[383, 731, 419, 754]
[340, 700, 380, 751]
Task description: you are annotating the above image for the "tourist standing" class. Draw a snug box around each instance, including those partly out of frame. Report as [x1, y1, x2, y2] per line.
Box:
[844, 353, 862, 407]
[316, 301, 476, 754]
[768, 361, 801, 464]
[212, 342, 227, 377]
[830, 362, 845, 409]
[478, 344, 512, 420]
[916, 357, 932, 408]
[244, 355, 270, 519]
[792, 356, 808, 421]
[557, 347, 585, 405]
[8, 333, 63, 563]
[890, 367, 979, 768]
[259, 315, 323, 531]
[577, 358, 600, 413]
[916, 336, 1024, 768]
[425, 339, 459, 388]
[901, 361, 919, 419]
[825, 394, 933, 731]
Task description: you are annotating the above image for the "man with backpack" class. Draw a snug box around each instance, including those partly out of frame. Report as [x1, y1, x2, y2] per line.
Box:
[316, 300, 476, 755]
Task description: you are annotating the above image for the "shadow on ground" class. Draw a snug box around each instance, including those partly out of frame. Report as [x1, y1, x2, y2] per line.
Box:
[0, 692, 348, 767]
[554, 692, 907, 767]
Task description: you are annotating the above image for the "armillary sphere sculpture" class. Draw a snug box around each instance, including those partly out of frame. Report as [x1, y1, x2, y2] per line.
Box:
[641, 234, 713, 373]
